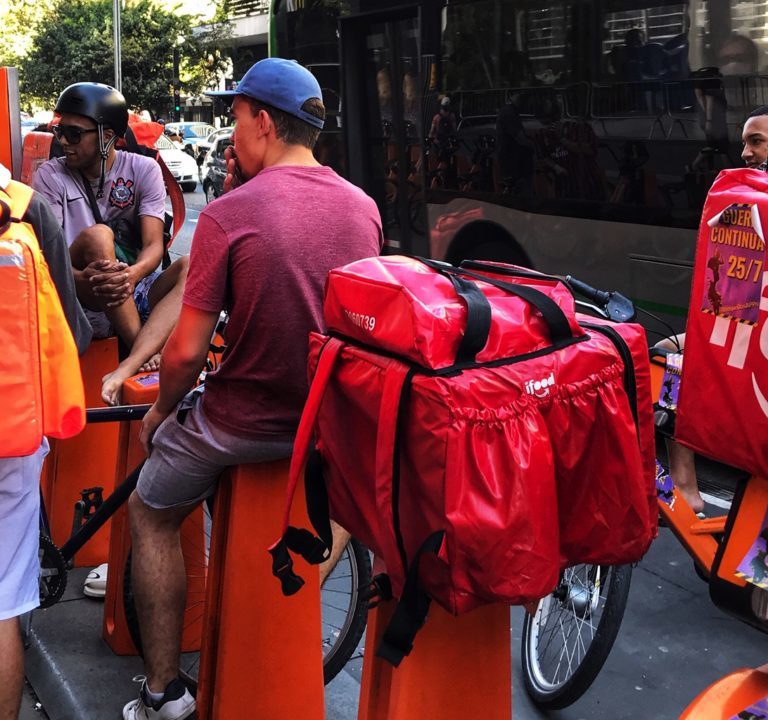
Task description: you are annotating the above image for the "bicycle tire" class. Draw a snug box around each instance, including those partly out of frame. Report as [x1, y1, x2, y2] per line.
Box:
[123, 533, 371, 689]
[321, 537, 371, 683]
[520, 563, 632, 710]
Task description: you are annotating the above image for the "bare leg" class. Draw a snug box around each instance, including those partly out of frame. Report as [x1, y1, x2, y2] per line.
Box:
[0, 617, 23, 720]
[128, 491, 197, 694]
[319, 520, 352, 586]
[101, 257, 189, 405]
[667, 440, 705, 514]
[70, 225, 142, 348]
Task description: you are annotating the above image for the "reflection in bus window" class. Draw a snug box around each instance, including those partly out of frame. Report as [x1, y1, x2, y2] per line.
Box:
[271, 0, 768, 332]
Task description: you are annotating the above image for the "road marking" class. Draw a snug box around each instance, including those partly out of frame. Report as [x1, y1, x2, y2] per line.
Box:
[701, 492, 731, 510]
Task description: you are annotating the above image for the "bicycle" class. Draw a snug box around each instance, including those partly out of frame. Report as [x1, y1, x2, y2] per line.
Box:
[37, 401, 372, 692]
[521, 275, 768, 712]
[518, 280, 641, 710]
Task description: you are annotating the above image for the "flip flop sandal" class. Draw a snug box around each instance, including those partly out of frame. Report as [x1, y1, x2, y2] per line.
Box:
[83, 562, 109, 598]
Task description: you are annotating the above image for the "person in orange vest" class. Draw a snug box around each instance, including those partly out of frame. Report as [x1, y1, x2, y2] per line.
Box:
[0, 162, 90, 720]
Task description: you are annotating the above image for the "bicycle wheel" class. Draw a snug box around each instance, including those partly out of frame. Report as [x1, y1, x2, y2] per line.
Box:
[123, 524, 371, 690]
[520, 563, 632, 710]
[321, 537, 371, 683]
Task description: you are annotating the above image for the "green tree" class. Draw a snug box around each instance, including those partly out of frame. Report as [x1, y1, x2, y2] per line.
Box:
[19, 0, 230, 115]
[0, 0, 48, 67]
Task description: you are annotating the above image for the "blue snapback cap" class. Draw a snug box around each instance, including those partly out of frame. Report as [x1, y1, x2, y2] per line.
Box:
[206, 57, 324, 129]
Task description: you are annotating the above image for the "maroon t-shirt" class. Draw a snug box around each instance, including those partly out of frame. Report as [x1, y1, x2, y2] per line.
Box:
[184, 165, 383, 440]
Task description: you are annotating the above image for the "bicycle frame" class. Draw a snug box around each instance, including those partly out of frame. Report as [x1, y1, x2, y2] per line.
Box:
[649, 345, 766, 632]
[47, 404, 149, 565]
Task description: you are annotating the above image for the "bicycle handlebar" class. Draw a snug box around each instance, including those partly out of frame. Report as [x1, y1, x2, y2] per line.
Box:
[565, 275, 637, 323]
[86, 404, 152, 424]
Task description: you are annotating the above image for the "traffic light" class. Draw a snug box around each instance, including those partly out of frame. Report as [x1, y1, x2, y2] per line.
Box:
[173, 88, 181, 122]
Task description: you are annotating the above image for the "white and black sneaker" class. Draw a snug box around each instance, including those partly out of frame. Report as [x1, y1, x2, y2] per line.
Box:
[122, 676, 195, 720]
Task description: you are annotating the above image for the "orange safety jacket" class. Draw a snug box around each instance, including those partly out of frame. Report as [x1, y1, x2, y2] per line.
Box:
[0, 179, 85, 457]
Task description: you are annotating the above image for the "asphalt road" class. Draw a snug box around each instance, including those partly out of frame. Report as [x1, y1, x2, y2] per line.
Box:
[167, 181, 207, 260]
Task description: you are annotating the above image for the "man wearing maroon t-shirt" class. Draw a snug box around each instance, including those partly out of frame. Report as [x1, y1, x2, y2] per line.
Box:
[123, 58, 382, 720]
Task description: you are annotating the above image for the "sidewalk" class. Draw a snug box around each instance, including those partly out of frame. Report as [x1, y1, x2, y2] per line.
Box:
[25, 531, 768, 720]
[25, 568, 362, 720]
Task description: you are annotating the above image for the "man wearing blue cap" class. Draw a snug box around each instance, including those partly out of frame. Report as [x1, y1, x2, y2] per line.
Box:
[122, 58, 382, 719]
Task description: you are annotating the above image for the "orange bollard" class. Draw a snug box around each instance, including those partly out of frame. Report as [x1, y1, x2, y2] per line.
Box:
[103, 372, 207, 655]
[679, 668, 768, 719]
[103, 371, 158, 654]
[0, 66, 23, 179]
[358, 601, 512, 720]
[195, 460, 325, 720]
[41, 338, 120, 567]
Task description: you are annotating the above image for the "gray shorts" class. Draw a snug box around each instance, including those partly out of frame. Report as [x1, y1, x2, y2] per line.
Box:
[137, 388, 294, 509]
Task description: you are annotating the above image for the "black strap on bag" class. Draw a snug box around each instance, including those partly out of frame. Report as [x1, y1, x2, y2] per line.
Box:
[377, 530, 445, 667]
[417, 257, 574, 348]
[459, 258, 568, 288]
[445, 273, 492, 364]
[80, 171, 105, 225]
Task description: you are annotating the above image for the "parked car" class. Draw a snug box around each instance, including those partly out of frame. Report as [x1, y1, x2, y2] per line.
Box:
[201, 130, 232, 204]
[155, 133, 198, 192]
[195, 127, 232, 159]
[163, 122, 217, 163]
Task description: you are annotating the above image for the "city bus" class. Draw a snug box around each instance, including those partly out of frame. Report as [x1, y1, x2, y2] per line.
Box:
[270, 0, 767, 331]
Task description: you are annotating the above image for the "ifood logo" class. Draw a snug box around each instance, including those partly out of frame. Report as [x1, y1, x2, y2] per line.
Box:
[525, 372, 556, 398]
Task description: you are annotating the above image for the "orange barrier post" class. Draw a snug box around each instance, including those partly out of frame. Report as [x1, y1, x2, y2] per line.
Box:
[0, 66, 23, 179]
[680, 667, 768, 719]
[103, 371, 157, 654]
[41, 338, 120, 567]
[358, 600, 512, 720]
[103, 372, 207, 656]
[195, 460, 325, 720]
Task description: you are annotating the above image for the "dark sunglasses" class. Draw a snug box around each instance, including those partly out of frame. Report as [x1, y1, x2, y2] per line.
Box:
[51, 124, 98, 144]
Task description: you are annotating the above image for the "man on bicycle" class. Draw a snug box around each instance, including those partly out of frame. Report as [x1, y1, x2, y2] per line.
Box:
[0, 163, 90, 720]
[32, 82, 189, 406]
[660, 104, 768, 515]
[123, 58, 382, 720]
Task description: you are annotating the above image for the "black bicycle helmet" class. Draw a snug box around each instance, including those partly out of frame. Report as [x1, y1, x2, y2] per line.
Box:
[55, 82, 128, 197]
[55, 82, 128, 137]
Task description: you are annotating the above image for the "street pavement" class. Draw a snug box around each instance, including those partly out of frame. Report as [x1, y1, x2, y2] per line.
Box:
[23, 517, 768, 719]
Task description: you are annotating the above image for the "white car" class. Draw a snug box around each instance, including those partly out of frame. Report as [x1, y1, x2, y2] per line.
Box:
[155, 134, 198, 192]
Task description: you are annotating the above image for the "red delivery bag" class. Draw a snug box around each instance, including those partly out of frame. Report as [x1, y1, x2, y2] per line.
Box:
[270, 257, 656, 665]
[677, 169, 768, 477]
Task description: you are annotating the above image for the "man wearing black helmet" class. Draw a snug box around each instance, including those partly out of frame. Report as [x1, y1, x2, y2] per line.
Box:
[32, 82, 189, 406]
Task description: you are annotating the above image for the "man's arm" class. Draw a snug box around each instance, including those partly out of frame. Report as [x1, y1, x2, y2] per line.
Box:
[139, 304, 219, 454]
[25, 192, 93, 354]
[128, 157, 167, 287]
[127, 214, 165, 288]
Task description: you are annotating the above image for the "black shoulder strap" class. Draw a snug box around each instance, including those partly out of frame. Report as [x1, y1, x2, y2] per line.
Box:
[79, 171, 103, 225]
[377, 530, 445, 667]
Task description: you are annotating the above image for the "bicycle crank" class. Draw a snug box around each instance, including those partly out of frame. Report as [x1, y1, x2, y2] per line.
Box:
[38, 534, 67, 608]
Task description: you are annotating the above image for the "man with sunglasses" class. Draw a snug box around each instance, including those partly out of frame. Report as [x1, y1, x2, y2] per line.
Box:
[32, 82, 189, 406]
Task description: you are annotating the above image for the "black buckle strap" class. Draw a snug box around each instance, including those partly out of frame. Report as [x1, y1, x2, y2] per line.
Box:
[377, 530, 445, 667]
[269, 539, 305, 596]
